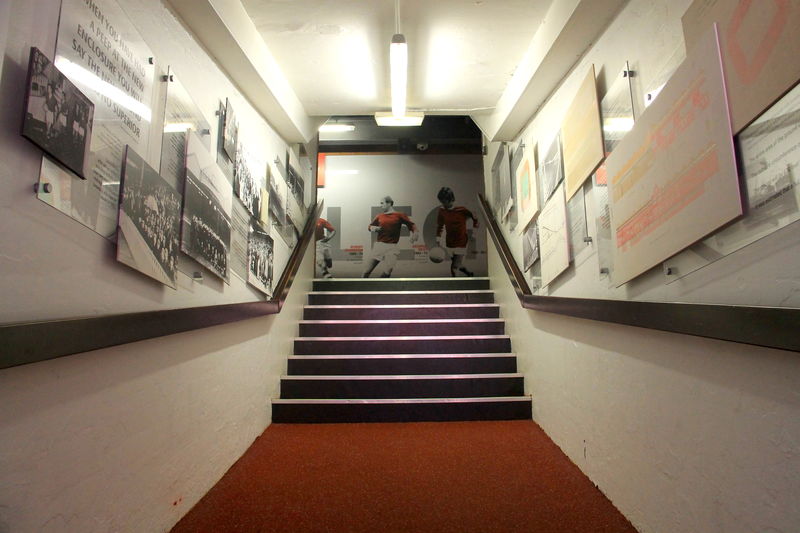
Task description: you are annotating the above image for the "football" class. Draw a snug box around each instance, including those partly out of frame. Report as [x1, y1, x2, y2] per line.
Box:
[429, 246, 446, 263]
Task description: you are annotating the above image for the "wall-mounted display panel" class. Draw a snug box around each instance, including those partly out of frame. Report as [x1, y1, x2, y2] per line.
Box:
[160, 68, 210, 189]
[562, 65, 604, 201]
[515, 140, 539, 234]
[490, 143, 512, 220]
[593, 63, 635, 280]
[538, 133, 563, 204]
[116, 146, 181, 288]
[234, 143, 265, 219]
[566, 186, 588, 259]
[22, 47, 94, 180]
[607, 25, 741, 287]
[222, 98, 238, 161]
[522, 220, 539, 272]
[248, 225, 274, 297]
[38, 0, 156, 238]
[539, 183, 570, 288]
[663, 80, 800, 281]
[682, 0, 800, 133]
[182, 133, 233, 281]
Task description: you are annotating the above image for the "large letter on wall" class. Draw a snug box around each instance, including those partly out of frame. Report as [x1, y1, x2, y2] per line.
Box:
[606, 25, 741, 287]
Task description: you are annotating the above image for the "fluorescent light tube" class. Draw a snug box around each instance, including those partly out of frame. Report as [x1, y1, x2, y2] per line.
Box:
[390, 34, 407, 117]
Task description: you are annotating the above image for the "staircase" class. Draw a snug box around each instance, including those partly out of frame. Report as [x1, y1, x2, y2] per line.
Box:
[272, 277, 532, 423]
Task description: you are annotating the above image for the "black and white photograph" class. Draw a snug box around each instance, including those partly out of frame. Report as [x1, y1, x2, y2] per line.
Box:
[286, 158, 305, 208]
[116, 146, 182, 288]
[234, 143, 265, 218]
[268, 161, 288, 226]
[223, 97, 238, 161]
[182, 133, 233, 281]
[539, 133, 564, 204]
[22, 47, 93, 179]
[248, 224, 274, 297]
[523, 220, 540, 272]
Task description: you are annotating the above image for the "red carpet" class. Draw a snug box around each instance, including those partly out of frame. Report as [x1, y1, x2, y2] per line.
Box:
[172, 420, 637, 533]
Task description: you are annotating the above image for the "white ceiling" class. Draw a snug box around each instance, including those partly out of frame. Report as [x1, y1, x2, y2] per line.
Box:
[240, 0, 553, 117]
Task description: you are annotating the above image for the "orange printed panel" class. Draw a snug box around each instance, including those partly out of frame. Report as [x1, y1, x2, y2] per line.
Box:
[682, 0, 800, 132]
[606, 25, 742, 287]
[561, 65, 605, 201]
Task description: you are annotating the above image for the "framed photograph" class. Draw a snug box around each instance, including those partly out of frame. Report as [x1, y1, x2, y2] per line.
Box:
[539, 133, 564, 204]
[248, 224, 274, 297]
[22, 47, 93, 179]
[234, 143, 265, 218]
[222, 98, 238, 161]
[116, 146, 182, 288]
[182, 133, 233, 281]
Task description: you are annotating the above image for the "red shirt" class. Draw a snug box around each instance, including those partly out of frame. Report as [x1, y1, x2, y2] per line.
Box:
[437, 206, 478, 248]
[316, 218, 334, 240]
[369, 212, 416, 244]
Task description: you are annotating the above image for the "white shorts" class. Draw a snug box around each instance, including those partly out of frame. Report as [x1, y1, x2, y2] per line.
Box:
[316, 240, 332, 259]
[446, 246, 467, 257]
[370, 241, 400, 269]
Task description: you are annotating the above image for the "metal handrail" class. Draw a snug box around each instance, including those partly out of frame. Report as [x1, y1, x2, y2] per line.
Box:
[0, 201, 324, 369]
[477, 194, 799, 353]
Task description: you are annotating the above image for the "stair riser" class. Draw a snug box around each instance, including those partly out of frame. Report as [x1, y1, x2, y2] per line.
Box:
[308, 293, 494, 305]
[287, 357, 517, 375]
[272, 400, 533, 423]
[280, 377, 524, 399]
[313, 279, 491, 291]
[298, 322, 505, 337]
[294, 337, 512, 355]
[303, 306, 500, 320]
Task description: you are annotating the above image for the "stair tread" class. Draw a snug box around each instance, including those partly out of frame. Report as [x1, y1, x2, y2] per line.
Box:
[313, 277, 491, 281]
[300, 318, 503, 324]
[296, 334, 510, 340]
[273, 395, 531, 404]
[282, 373, 523, 380]
[288, 353, 515, 359]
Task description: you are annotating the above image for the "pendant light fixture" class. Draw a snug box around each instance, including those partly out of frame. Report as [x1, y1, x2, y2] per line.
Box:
[376, 0, 424, 126]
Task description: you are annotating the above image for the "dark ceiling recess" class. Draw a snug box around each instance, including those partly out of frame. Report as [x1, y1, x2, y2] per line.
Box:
[319, 115, 483, 155]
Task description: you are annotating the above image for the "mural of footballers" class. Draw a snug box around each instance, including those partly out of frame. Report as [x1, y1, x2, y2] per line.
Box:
[363, 196, 419, 278]
[316, 217, 336, 278]
[435, 187, 478, 277]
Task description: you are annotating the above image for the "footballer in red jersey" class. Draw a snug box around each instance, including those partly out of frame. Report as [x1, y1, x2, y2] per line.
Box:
[363, 196, 419, 277]
[436, 187, 478, 277]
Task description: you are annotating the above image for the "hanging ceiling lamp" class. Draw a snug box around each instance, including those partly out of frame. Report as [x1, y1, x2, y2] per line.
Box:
[376, 0, 424, 126]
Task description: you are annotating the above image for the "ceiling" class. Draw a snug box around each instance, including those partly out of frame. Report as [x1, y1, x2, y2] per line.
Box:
[240, 0, 553, 117]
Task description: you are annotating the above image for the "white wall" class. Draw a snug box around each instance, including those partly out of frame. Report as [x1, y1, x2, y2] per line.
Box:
[483, 0, 800, 532]
[0, 0, 315, 531]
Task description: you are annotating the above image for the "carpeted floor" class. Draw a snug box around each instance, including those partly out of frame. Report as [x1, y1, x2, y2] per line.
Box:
[171, 420, 637, 533]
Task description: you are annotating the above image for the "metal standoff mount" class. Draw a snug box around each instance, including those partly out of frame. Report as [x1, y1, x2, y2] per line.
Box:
[201, 129, 211, 135]
[192, 271, 204, 281]
[599, 267, 609, 274]
[664, 266, 675, 276]
[583, 236, 593, 243]
[34, 182, 52, 194]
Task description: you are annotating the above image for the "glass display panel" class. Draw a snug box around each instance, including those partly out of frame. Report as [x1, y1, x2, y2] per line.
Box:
[38, 0, 157, 237]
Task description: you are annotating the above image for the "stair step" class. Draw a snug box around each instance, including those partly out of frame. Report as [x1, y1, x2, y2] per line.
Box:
[298, 319, 505, 337]
[303, 304, 500, 320]
[280, 373, 524, 399]
[308, 290, 495, 305]
[272, 396, 533, 423]
[313, 277, 491, 291]
[287, 353, 517, 375]
[294, 335, 512, 355]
